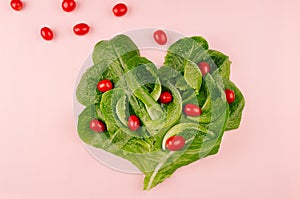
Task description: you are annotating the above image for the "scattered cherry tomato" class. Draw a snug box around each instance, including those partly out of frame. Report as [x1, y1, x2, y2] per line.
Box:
[62, 0, 76, 12]
[184, 104, 202, 117]
[198, 62, 211, 76]
[97, 79, 113, 93]
[159, 91, 173, 104]
[128, 115, 140, 131]
[40, 27, 54, 41]
[73, 23, 90, 36]
[153, 30, 167, 45]
[10, 0, 23, 11]
[225, 89, 235, 104]
[90, 119, 106, 132]
[112, 3, 127, 17]
[166, 135, 185, 151]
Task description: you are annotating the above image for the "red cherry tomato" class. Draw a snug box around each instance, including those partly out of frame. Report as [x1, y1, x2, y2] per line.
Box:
[166, 135, 185, 151]
[159, 91, 173, 104]
[128, 115, 140, 131]
[97, 79, 113, 93]
[225, 89, 235, 104]
[198, 62, 211, 76]
[73, 23, 90, 36]
[184, 104, 202, 117]
[40, 27, 54, 41]
[62, 0, 76, 12]
[10, 0, 23, 11]
[90, 119, 106, 132]
[153, 30, 167, 45]
[112, 3, 128, 17]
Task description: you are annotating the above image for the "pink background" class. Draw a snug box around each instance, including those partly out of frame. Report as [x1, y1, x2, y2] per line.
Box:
[0, 0, 299, 198]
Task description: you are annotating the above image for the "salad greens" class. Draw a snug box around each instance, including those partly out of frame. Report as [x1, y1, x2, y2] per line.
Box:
[76, 34, 245, 190]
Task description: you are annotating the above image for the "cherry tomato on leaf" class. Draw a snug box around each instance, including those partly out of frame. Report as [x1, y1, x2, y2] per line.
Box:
[153, 30, 167, 45]
[10, 0, 23, 11]
[184, 104, 202, 117]
[73, 23, 90, 36]
[198, 62, 211, 76]
[62, 0, 76, 12]
[90, 119, 106, 132]
[97, 79, 113, 93]
[225, 89, 235, 104]
[128, 115, 140, 131]
[112, 3, 127, 17]
[159, 91, 173, 104]
[166, 135, 185, 151]
[40, 27, 54, 41]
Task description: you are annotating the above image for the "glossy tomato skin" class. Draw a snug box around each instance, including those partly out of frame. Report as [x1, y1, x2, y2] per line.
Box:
[166, 135, 185, 151]
[198, 62, 211, 76]
[97, 79, 113, 93]
[112, 3, 127, 17]
[40, 27, 54, 41]
[159, 91, 173, 104]
[128, 115, 140, 131]
[153, 30, 167, 45]
[90, 119, 106, 132]
[62, 0, 76, 12]
[184, 104, 202, 117]
[10, 0, 23, 11]
[225, 89, 235, 104]
[73, 23, 90, 36]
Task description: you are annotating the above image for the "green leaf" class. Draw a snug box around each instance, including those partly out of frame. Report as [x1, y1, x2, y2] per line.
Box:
[77, 104, 119, 152]
[209, 49, 231, 79]
[77, 35, 140, 106]
[143, 114, 227, 190]
[116, 96, 128, 127]
[120, 57, 164, 120]
[183, 59, 202, 92]
[164, 36, 209, 72]
[223, 79, 245, 130]
[76, 63, 107, 106]
[93, 34, 140, 72]
[100, 88, 128, 134]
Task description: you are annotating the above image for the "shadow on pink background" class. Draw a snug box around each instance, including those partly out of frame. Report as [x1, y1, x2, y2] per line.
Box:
[0, 0, 299, 198]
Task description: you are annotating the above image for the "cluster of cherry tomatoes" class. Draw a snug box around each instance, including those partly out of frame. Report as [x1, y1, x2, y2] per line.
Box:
[90, 60, 236, 151]
[10, 0, 128, 41]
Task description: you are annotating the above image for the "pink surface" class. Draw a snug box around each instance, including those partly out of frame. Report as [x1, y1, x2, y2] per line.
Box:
[0, 0, 299, 198]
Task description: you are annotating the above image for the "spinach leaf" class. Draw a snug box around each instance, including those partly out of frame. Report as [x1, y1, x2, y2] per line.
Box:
[76, 63, 107, 106]
[223, 79, 245, 130]
[208, 49, 231, 79]
[183, 59, 202, 92]
[93, 34, 140, 71]
[164, 36, 208, 72]
[76, 35, 140, 106]
[143, 110, 228, 190]
[207, 50, 244, 130]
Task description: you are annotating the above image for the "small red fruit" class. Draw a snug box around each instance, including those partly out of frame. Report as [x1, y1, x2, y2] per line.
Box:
[62, 0, 76, 12]
[153, 30, 167, 45]
[225, 89, 235, 104]
[90, 119, 106, 132]
[10, 0, 23, 11]
[40, 27, 54, 41]
[128, 115, 140, 131]
[198, 62, 211, 76]
[97, 79, 113, 93]
[184, 104, 202, 117]
[112, 3, 128, 17]
[166, 135, 185, 151]
[73, 23, 90, 36]
[159, 91, 173, 104]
